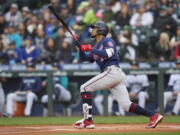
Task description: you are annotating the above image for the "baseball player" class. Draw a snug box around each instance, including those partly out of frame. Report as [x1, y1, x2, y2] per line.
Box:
[73, 21, 163, 129]
[164, 59, 180, 115]
[126, 61, 150, 108]
[5, 62, 42, 117]
[41, 63, 71, 116]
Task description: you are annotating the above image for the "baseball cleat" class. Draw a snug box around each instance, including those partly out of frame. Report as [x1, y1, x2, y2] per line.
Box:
[146, 113, 163, 128]
[74, 119, 95, 129]
[0, 113, 12, 118]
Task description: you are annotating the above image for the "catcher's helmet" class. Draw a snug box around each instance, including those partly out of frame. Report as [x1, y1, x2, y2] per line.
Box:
[90, 21, 109, 36]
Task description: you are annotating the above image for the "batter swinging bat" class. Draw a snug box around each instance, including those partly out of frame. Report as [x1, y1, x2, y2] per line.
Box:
[48, 4, 78, 41]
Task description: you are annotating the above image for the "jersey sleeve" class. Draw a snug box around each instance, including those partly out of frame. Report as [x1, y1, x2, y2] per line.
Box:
[91, 38, 115, 59]
[103, 38, 116, 58]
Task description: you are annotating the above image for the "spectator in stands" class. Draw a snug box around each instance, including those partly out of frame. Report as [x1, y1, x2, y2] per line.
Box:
[45, 15, 59, 38]
[0, 78, 6, 116]
[17, 23, 29, 39]
[43, 37, 59, 64]
[76, 1, 97, 40]
[0, 14, 7, 35]
[113, 0, 123, 14]
[66, 0, 76, 15]
[78, 1, 97, 26]
[34, 27, 47, 63]
[170, 26, 180, 60]
[130, 4, 154, 28]
[5, 3, 22, 27]
[1, 34, 10, 48]
[127, 0, 140, 14]
[153, 5, 177, 37]
[115, 3, 131, 28]
[5, 62, 42, 117]
[159, 0, 170, 7]
[26, 14, 40, 38]
[50, 0, 61, 12]
[21, 38, 39, 64]
[94, 1, 105, 20]
[0, 38, 7, 64]
[164, 59, 180, 115]
[40, 6, 51, 24]
[118, 25, 138, 62]
[41, 62, 71, 116]
[102, 2, 115, 23]
[155, 32, 173, 62]
[126, 61, 150, 108]
[168, 6, 180, 24]
[55, 27, 66, 49]
[72, 6, 85, 32]
[5, 42, 22, 65]
[146, 0, 159, 19]
[5, 25, 22, 49]
[172, 2, 180, 24]
[59, 4, 75, 28]
[57, 38, 78, 64]
[21, 6, 31, 24]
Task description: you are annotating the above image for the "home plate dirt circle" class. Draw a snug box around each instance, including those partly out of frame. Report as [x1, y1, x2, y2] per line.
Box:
[0, 123, 180, 135]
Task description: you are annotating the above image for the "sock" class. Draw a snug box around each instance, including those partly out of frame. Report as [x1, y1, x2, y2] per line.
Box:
[81, 92, 92, 121]
[129, 103, 154, 117]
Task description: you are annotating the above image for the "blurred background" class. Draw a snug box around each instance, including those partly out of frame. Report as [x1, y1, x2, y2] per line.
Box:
[0, 0, 180, 118]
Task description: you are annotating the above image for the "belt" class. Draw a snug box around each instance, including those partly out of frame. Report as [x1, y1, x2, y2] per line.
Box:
[104, 65, 120, 71]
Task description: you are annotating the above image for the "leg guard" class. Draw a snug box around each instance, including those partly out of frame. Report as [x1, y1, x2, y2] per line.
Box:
[81, 92, 93, 121]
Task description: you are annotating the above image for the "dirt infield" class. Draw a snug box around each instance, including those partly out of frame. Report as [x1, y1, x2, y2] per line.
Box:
[0, 123, 180, 135]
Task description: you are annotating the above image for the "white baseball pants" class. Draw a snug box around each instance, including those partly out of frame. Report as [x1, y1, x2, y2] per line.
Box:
[80, 66, 132, 112]
[6, 91, 37, 116]
[138, 91, 149, 108]
[41, 84, 71, 103]
[164, 91, 180, 114]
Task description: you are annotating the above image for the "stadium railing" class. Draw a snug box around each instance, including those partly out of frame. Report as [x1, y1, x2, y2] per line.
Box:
[0, 63, 180, 116]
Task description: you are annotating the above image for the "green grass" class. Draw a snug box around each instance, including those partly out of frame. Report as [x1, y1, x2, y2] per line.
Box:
[0, 116, 180, 135]
[50, 133, 180, 135]
[0, 116, 180, 126]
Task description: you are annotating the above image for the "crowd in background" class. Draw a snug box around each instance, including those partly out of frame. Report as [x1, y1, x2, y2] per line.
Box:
[0, 0, 180, 66]
[0, 0, 180, 117]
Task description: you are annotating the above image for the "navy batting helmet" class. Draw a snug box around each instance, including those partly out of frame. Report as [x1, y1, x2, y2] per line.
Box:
[90, 21, 109, 36]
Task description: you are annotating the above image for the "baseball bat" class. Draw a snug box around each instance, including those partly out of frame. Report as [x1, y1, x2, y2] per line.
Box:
[48, 4, 78, 41]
